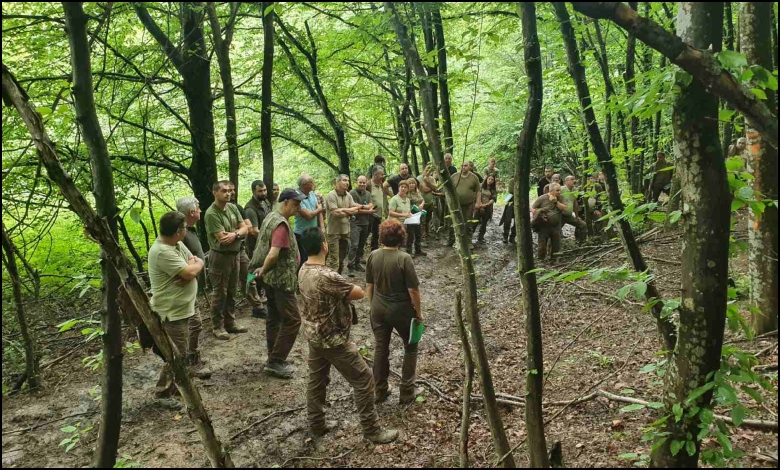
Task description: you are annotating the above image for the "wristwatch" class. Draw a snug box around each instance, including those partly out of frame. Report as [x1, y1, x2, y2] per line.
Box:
[234, 230, 243, 241]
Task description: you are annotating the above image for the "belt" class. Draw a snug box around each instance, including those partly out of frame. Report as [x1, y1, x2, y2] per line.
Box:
[210, 250, 238, 255]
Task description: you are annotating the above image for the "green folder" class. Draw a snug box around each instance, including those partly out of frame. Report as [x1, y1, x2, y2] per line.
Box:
[408, 318, 424, 345]
[246, 272, 257, 288]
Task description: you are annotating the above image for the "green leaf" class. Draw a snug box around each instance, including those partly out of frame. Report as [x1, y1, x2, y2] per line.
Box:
[647, 402, 665, 409]
[668, 210, 682, 224]
[725, 156, 744, 172]
[65, 441, 78, 453]
[717, 385, 738, 404]
[618, 453, 639, 460]
[620, 404, 646, 412]
[750, 88, 767, 100]
[672, 403, 684, 422]
[38, 106, 52, 116]
[61, 425, 77, 433]
[129, 207, 142, 224]
[685, 382, 715, 405]
[526, 267, 545, 274]
[686, 440, 696, 456]
[58, 319, 79, 333]
[737, 186, 754, 201]
[716, 431, 732, 454]
[730, 405, 746, 427]
[616, 284, 632, 300]
[639, 363, 657, 374]
[558, 270, 589, 282]
[670, 439, 684, 456]
[717, 50, 747, 69]
[740, 386, 763, 403]
[537, 270, 560, 283]
[719, 109, 736, 122]
[263, 3, 275, 16]
[633, 282, 648, 300]
[415, 395, 425, 403]
[620, 389, 635, 395]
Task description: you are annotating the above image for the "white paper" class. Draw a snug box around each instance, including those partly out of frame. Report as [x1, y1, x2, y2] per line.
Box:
[403, 212, 423, 225]
[504, 193, 513, 202]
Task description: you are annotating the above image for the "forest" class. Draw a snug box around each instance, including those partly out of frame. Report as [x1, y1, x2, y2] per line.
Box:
[1, 1, 778, 468]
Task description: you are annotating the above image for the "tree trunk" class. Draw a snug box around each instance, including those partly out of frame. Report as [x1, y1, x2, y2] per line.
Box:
[261, 2, 275, 189]
[432, 6, 454, 154]
[515, 4, 549, 467]
[63, 4, 122, 466]
[721, 2, 736, 157]
[740, 1, 779, 335]
[2, 63, 234, 468]
[650, 4, 730, 467]
[1, 223, 41, 391]
[570, 1, 778, 149]
[134, 3, 217, 248]
[384, 3, 515, 467]
[418, 4, 439, 131]
[207, 2, 239, 192]
[410, 90, 431, 167]
[454, 292, 474, 468]
[625, 2, 641, 194]
[553, 2, 677, 352]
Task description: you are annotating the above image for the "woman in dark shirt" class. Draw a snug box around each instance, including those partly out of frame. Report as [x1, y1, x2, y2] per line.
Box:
[366, 219, 424, 404]
[474, 175, 497, 244]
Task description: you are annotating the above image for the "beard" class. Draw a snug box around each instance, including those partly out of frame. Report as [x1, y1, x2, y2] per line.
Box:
[255, 195, 267, 202]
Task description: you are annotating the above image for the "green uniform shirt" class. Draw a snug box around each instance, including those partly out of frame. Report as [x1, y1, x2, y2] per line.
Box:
[325, 190, 354, 235]
[560, 187, 577, 216]
[389, 194, 411, 222]
[369, 182, 386, 219]
[204, 202, 243, 252]
[148, 239, 197, 322]
[451, 172, 480, 206]
[484, 167, 500, 180]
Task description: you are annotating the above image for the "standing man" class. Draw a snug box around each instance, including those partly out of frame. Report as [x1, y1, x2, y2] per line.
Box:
[468, 161, 484, 183]
[500, 177, 517, 244]
[560, 176, 587, 243]
[272, 183, 281, 210]
[325, 175, 362, 274]
[483, 157, 500, 181]
[385, 163, 411, 195]
[531, 183, 565, 260]
[297, 227, 399, 443]
[448, 162, 481, 247]
[543, 173, 562, 194]
[228, 181, 266, 320]
[368, 155, 386, 181]
[250, 189, 306, 378]
[537, 166, 553, 197]
[347, 175, 375, 276]
[367, 168, 389, 251]
[148, 211, 211, 398]
[176, 196, 207, 290]
[294, 174, 325, 267]
[245, 180, 272, 319]
[204, 181, 250, 340]
[648, 152, 674, 203]
[442, 153, 457, 176]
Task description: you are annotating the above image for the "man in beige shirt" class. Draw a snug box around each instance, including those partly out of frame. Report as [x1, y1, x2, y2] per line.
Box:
[325, 174, 364, 274]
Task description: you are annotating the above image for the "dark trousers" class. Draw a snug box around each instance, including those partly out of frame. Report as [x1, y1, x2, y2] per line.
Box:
[208, 251, 239, 330]
[371, 299, 419, 402]
[537, 225, 562, 260]
[561, 213, 587, 243]
[155, 313, 202, 396]
[448, 203, 476, 245]
[295, 232, 308, 268]
[369, 217, 381, 251]
[307, 341, 380, 435]
[264, 285, 301, 364]
[405, 224, 422, 254]
[348, 222, 370, 268]
[475, 207, 493, 241]
[239, 250, 264, 309]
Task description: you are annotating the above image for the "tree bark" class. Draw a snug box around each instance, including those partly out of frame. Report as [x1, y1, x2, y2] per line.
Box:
[740, 2, 778, 335]
[418, 4, 439, 131]
[515, 3, 549, 467]
[454, 292, 474, 468]
[134, 3, 217, 247]
[721, 2, 736, 157]
[432, 6, 454, 154]
[385, 3, 515, 467]
[63, 4, 122, 466]
[571, 1, 778, 149]
[261, 2, 275, 188]
[625, 2, 642, 194]
[1, 222, 41, 391]
[650, 3, 730, 467]
[207, 2, 240, 192]
[553, 2, 677, 352]
[2, 63, 234, 468]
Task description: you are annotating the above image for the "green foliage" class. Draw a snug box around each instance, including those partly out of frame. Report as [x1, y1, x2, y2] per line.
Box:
[114, 456, 143, 468]
[58, 421, 93, 453]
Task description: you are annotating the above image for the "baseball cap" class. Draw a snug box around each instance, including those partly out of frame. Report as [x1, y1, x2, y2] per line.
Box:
[278, 188, 306, 202]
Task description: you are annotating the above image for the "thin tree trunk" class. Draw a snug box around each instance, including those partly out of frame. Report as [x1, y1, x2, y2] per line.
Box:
[433, 6, 454, 154]
[516, 4, 549, 467]
[1, 223, 41, 391]
[740, 1, 779, 335]
[2, 63, 234, 468]
[261, 2, 274, 188]
[721, 2, 736, 157]
[553, 2, 677, 352]
[653, 55, 667, 157]
[207, 2, 240, 192]
[117, 216, 145, 273]
[651, 3, 729, 467]
[384, 4, 515, 466]
[454, 292, 474, 469]
[418, 5, 439, 131]
[63, 4, 122, 466]
[410, 90, 430, 167]
[625, 2, 640, 194]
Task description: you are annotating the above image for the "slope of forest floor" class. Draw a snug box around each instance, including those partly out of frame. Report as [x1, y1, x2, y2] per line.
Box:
[2, 209, 777, 468]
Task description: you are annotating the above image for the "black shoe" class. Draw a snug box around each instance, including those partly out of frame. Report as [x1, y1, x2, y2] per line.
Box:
[347, 267, 356, 278]
[502, 237, 508, 244]
[252, 307, 267, 319]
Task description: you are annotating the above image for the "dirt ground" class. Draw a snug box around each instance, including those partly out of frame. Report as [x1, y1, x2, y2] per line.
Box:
[2, 208, 777, 468]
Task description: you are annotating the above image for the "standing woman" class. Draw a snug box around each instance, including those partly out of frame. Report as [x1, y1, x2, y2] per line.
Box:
[388, 180, 412, 247]
[417, 165, 436, 239]
[366, 219, 424, 404]
[405, 178, 426, 257]
[474, 175, 497, 244]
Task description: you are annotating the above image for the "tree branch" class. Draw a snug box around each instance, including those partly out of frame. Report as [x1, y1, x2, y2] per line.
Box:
[271, 131, 339, 174]
[132, 4, 185, 70]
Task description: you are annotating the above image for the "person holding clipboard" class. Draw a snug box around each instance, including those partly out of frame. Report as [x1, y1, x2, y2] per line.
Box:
[366, 219, 425, 405]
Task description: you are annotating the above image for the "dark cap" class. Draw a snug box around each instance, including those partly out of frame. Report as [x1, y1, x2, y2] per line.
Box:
[278, 188, 306, 202]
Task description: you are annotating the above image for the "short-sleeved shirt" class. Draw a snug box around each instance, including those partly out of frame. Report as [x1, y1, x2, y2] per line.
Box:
[389, 194, 411, 222]
[484, 167, 500, 180]
[407, 191, 424, 210]
[451, 172, 481, 206]
[148, 239, 197, 322]
[387, 174, 409, 195]
[182, 227, 205, 261]
[298, 264, 355, 348]
[350, 188, 372, 226]
[271, 223, 300, 264]
[204, 202, 242, 252]
[366, 249, 419, 303]
[417, 175, 436, 205]
[479, 188, 495, 205]
[560, 187, 577, 215]
[325, 190, 354, 235]
[532, 195, 563, 227]
[369, 182, 386, 219]
[294, 191, 320, 235]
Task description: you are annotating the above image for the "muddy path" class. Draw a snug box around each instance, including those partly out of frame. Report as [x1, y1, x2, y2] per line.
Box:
[2, 209, 777, 468]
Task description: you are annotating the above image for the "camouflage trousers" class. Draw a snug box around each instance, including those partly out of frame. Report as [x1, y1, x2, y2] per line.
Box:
[208, 251, 239, 330]
[155, 313, 202, 397]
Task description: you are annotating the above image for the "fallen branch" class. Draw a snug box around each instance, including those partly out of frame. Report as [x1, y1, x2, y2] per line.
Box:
[280, 448, 354, 467]
[230, 407, 305, 441]
[2, 411, 97, 436]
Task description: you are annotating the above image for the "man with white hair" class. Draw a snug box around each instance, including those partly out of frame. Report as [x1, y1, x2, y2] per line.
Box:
[325, 175, 362, 274]
[294, 173, 325, 267]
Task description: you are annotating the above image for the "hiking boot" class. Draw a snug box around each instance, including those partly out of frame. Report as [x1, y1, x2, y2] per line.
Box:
[265, 361, 294, 379]
[213, 328, 230, 340]
[225, 324, 248, 334]
[311, 420, 339, 438]
[399, 387, 425, 405]
[347, 266, 356, 278]
[188, 352, 212, 379]
[252, 307, 268, 319]
[375, 388, 392, 404]
[365, 427, 399, 444]
[502, 236, 508, 244]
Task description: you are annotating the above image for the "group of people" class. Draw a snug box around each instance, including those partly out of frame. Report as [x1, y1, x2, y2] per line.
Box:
[147, 176, 429, 444]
